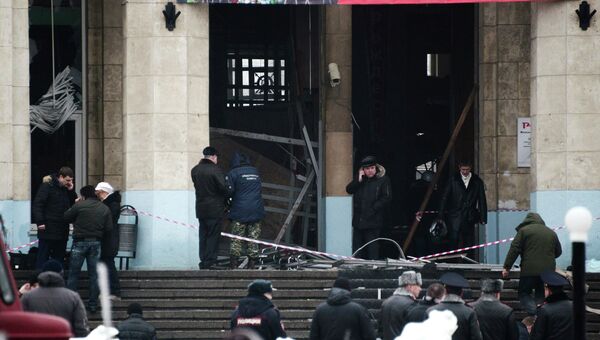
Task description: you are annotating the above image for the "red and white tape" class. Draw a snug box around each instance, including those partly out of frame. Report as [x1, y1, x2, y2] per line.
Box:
[417, 208, 530, 216]
[418, 216, 600, 260]
[5, 240, 39, 253]
[135, 210, 356, 260]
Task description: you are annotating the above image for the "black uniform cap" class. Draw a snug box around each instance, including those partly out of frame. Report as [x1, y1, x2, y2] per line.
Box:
[540, 271, 570, 287]
[440, 272, 470, 289]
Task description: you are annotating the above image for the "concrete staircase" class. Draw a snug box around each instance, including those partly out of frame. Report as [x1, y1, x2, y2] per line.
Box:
[14, 268, 600, 339]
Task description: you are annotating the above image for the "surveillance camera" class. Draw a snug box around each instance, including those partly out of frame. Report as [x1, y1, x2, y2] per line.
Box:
[328, 63, 341, 88]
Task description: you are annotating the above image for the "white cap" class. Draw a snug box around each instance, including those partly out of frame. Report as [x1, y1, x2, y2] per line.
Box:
[95, 182, 114, 195]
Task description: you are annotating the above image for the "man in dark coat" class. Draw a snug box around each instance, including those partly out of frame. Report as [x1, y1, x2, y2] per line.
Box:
[470, 279, 518, 340]
[191, 146, 230, 269]
[64, 185, 113, 313]
[32, 167, 77, 269]
[427, 272, 483, 340]
[529, 271, 573, 340]
[406, 282, 445, 323]
[21, 260, 89, 337]
[227, 152, 265, 269]
[346, 156, 392, 260]
[502, 213, 562, 315]
[438, 161, 487, 254]
[117, 303, 157, 340]
[309, 277, 376, 340]
[380, 271, 422, 340]
[96, 181, 122, 299]
[231, 279, 286, 340]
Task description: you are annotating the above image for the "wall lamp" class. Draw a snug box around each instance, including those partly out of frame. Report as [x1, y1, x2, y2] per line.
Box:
[576, 1, 596, 31]
[163, 2, 181, 31]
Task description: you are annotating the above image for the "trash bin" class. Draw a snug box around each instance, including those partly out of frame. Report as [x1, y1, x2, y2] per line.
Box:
[117, 205, 138, 270]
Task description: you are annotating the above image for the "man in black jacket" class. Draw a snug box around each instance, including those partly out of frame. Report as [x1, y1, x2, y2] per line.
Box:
[227, 152, 265, 269]
[346, 156, 392, 260]
[438, 161, 487, 256]
[117, 303, 157, 340]
[310, 277, 376, 340]
[96, 181, 122, 299]
[64, 185, 113, 313]
[427, 272, 482, 340]
[380, 271, 422, 340]
[32, 167, 77, 269]
[406, 282, 445, 323]
[231, 279, 286, 340]
[470, 279, 518, 340]
[191, 146, 229, 269]
[530, 271, 573, 340]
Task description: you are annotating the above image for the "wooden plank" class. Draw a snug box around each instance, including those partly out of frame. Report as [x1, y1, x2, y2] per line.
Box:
[275, 170, 316, 244]
[210, 127, 318, 148]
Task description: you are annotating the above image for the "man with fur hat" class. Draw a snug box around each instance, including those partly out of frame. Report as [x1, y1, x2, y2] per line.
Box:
[470, 279, 518, 340]
[427, 272, 482, 340]
[529, 271, 573, 340]
[502, 212, 562, 315]
[96, 181, 122, 299]
[346, 155, 392, 260]
[310, 277, 376, 340]
[231, 279, 286, 340]
[380, 271, 422, 340]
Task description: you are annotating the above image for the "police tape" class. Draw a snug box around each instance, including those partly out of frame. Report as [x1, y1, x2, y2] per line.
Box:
[416, 208, 530, 216]
[5, 240, 39, 253]
[418, 216, 600, 260]
[135, 210, 356, 260]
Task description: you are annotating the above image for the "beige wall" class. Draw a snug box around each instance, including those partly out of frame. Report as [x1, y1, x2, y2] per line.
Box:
[122, 0, 209, 191]
[479, 3, 531, 210]
[0, 0, 29, 201]
[531, 1, 600, 191]
[324, 6, 353, 197]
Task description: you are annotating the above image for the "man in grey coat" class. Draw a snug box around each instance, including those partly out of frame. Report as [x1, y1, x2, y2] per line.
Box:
[380, 271, 422, 340]
[21, 260, 89, 337]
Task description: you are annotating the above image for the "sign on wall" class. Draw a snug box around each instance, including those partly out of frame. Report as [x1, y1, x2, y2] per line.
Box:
[517, 117, 531, 168]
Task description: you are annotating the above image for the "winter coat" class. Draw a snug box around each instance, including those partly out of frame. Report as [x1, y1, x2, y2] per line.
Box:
[470, 295, 518, 340]
[309, 287, 376, 340]
[230, 295, 286, 340]
[117, 314, 157, 340]
[31, 175, 77, 240]
[191, 159, 229, 220]
[427, 294, 483, 340]
[529, 292, 573, 340]
[101, 191, 122, 258]
[439, 172, 487, 231]
[503, 213, 562, 276]
[227, 153, 266, 223]
[517, 322, 530, 340]
[406, 297, 437, 323]
[380, 288, 417, 340]
[346, 164, 392, 230]
[21, 271, 89, 337]
[64, 197, 113, 240]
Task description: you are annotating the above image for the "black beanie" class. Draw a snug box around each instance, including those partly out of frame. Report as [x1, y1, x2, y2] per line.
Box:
[127, 303, 143, 315]
[333, 277, 352, 292]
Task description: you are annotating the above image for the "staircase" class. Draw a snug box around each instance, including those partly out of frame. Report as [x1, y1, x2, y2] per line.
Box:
[14, 267, 600, 339]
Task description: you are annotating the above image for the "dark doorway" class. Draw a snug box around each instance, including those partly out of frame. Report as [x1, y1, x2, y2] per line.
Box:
[352, 5, 476, 258]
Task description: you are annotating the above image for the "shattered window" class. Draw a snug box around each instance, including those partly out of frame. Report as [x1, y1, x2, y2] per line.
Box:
[226, 46, 288, 108]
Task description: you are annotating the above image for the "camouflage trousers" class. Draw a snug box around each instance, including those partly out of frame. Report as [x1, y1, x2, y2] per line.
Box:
[230, 220, 262, 258]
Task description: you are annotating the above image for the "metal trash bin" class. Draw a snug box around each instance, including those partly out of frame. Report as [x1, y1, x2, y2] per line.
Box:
[117, 205, 138, 270]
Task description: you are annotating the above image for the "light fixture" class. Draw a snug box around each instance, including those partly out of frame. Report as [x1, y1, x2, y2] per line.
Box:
[163, 2, 181, 32]
[576, 1, 597, 31]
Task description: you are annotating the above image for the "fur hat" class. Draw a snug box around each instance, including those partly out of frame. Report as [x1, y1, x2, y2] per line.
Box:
[481, 279, 504, 293]
[399, 271, 422, 287]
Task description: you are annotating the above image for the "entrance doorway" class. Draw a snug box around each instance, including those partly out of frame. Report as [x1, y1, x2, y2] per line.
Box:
[352, 5, 476, 257]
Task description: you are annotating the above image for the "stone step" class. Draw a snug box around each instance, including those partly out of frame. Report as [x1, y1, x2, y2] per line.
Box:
[76, 288, 330, 299]
[88, 309, 314, 320]
[106, 298, 322, 310]
[155, 329, 309, 340]
[91, 319, 312, 330]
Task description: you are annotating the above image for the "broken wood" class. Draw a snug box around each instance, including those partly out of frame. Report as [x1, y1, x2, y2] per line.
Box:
[275, 170, 316, 244]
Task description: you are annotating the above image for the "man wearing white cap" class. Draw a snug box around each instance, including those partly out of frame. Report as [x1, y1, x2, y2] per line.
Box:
[95, 181, 122, 299]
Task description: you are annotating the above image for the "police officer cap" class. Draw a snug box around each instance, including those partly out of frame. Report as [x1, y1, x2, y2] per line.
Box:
[248, 279, 274, 296]
[360, 156, 377, 168]
[540, 271, 570, 287]
[439, 272, 469, 288]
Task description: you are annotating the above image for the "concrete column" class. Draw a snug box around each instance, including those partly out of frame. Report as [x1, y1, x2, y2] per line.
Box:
[122, 1, 209, 268]
[324, 6, 353, 256]
[531, 1, 600, 266]
[0, 0, 30, 249]
[478, 4, 531, 263]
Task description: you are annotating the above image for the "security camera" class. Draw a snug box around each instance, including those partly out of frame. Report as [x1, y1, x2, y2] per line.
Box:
[328, 63, 341, 88]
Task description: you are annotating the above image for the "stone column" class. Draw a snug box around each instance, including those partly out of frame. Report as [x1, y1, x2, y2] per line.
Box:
[122, 1, 209, 268]
[531, 1, 600, 266]
[478, 4, 531, 263]
[324, 6, 353, 256]
[0, 0, 30, 249]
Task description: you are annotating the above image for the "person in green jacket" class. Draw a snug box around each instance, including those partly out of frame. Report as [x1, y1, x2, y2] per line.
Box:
[502, 212, 562, 315]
